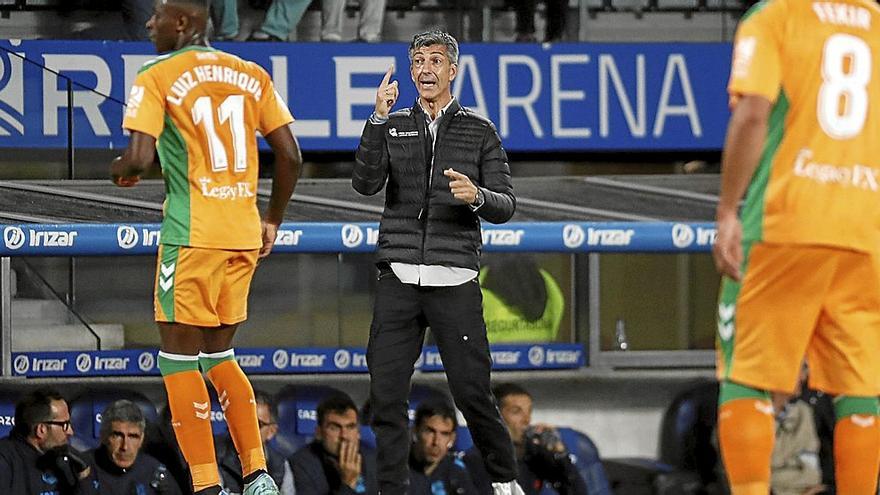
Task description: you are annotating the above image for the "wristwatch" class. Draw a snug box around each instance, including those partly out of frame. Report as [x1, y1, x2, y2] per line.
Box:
[472, 188, 485, 208]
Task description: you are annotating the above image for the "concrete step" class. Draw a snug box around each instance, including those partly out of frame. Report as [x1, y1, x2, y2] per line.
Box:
[12, 298, 70, 324]
[12, 323, 125, 351]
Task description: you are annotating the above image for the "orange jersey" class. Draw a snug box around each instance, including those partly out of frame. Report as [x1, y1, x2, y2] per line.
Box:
[123, 46, 293, 249]
[729, 0, 880, 252]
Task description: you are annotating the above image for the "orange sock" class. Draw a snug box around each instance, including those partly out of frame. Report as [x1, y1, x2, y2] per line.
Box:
[835, 414, 880, 495]
[203, 352, 266, 477]
[160, 360, 220, 492]
[718, 398, 775, 495]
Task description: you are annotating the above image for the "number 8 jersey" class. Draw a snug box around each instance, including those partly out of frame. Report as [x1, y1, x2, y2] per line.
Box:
[729, 0, 880, 252]
[123, 46, 294, 250]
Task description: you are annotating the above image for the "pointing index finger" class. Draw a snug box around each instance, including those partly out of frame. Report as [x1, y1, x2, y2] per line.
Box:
[381, 65, 395, 86]
[444, 168, 466, 179]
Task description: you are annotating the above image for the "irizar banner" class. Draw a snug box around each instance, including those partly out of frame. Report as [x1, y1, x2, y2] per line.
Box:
[0, 40, 731, 151]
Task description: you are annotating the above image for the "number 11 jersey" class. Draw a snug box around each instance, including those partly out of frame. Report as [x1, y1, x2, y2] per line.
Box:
[123, 45, 293, 250]
[729, 0, 880, 253]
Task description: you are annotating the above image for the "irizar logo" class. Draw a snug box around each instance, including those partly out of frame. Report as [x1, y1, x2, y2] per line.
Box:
[717, 303, 735, 341]
[236, 354, 264, 368]
[671, 224, 695, 248]
[274, 229, 303, 246]
[546, 349, 580, 365]
[528, 346, 545, 366]
[482, 229, 524, 246]
[76, 353, 92, 373]
[116, 225, 139, 249]
[587, 228, 634, 246]
[30, 357, 67, 372]
[272, 349, 290, 369]
[13, 355, 28, 374]
[341, 224, 378, 248]
[3, 226, 24, 250]
[94, 356, 129, 371]
[289, 353, 326, 367]
[491, 350, 521, 365]
[138, 352, 155, 372]
[334, 349, 351, 369]
[562, 224, 585, 249]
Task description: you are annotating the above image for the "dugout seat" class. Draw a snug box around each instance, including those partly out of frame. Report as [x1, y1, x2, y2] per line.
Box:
[0, 389, 19, 438]
[602, 380, 722, 495]
[68, 389, 158, 451]
[273, 384, 348, 458]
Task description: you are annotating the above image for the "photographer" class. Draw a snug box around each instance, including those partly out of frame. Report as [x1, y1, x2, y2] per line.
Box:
[87, 400, 181, 494]
[464, 383, 588, 495]
[0, 387, 95, 494]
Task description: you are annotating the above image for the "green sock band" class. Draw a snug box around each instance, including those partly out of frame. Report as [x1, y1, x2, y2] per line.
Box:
[198, 349, 235, 373]
[157, 351, 199, 377]
[834, 396, 880, 422]
[719, 380, 770, 406]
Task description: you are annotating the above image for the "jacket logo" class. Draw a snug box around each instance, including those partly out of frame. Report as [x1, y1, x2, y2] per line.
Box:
[389, 127, 418, 138]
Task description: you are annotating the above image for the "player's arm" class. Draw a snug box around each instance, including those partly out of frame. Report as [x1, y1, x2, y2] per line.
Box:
[260, 124, 302, 259]
[713, 94, 772, 281]
[110, 131, 156, 187]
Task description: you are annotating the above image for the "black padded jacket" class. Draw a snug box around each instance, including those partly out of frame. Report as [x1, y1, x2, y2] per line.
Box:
[353, 99, 515, 271]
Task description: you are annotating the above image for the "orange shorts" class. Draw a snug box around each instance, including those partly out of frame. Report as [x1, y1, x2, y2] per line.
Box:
[717, 243, 880, 396]
[154, 244, 259, 327]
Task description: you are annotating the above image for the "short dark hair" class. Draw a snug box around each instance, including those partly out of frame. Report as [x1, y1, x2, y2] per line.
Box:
[167, 0, 209, 8]
[409, 30, 459, 65]
[13, 387, 65, 437]
[316, 393, 358, 425]
[414, 398, 458, 430]
[254, 390, 278, 422]
[99, 400, 145, 442]
[492, 383, 532, 404]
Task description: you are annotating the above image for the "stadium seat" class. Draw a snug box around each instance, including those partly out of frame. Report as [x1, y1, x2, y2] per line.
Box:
[602, 380, 720, 495]
[558, 427, 614, 495]
[206, 387, 228, 436]
[68, 389, 158, 451]
[453, 425, 472, 452]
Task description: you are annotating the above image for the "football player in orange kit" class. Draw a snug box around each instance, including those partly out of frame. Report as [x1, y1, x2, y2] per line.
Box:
[110, 1, 301, 494]
[714, 0, 880, 493]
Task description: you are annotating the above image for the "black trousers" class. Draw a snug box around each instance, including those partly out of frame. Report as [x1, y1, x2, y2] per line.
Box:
[367, 269, 518, 494]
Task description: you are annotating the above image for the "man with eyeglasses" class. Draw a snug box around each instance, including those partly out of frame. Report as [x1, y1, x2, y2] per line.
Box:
[217, 390, 295, 494]
[0, 387, 95, 494]
[289, 392, 377, 494]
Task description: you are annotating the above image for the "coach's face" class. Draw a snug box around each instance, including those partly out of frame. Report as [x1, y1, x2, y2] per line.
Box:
[410, 44, 457, 105]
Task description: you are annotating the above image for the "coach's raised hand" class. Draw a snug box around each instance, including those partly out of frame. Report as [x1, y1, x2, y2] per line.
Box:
[374, 65, 398, 118]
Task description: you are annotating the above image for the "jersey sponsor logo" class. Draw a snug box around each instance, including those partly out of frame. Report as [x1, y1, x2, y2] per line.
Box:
[197, 177, 256, 200]
[13, 355, 29, 374]
[527, 346, 545, 366]
[389, 128, 418, 138]
[334, 349, 351, 369]
[562, 224, 585, 249]
[117, 225, 139, 249]
[587, 228, 634, 246]
[793, 148, 880, 192]
[3, 226, 25, 250]
[482, 229, 524, 246]
[274, 229, 303, 246]
[138, 351, 155, 372]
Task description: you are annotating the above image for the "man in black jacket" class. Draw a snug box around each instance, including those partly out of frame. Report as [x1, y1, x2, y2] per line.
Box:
[289, 393, 377, 494]
[409, 398, 478, 495]
[353, 29, 522, 495]
[87, 399, 181, 495]
[0, 387, 95, 495]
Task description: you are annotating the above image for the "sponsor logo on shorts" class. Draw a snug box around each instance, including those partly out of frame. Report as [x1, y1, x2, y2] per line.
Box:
[562, 224, 585, 249]
[717, 303, 735, 341]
